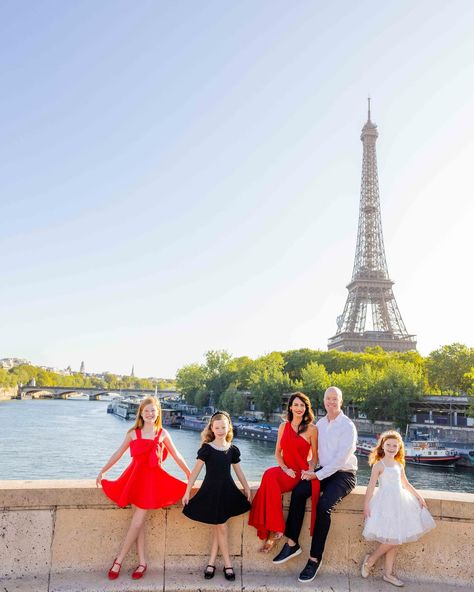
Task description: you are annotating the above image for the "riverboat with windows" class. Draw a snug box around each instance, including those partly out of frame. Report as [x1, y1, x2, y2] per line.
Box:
[356, 439, 460, 467]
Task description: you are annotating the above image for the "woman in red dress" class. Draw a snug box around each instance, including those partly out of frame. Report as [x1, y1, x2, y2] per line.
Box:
[96, 396, 191, 581]
[248, 392, 319, 552]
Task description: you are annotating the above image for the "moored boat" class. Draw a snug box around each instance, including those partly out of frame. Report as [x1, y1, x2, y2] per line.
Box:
[356, 438, 460, 467]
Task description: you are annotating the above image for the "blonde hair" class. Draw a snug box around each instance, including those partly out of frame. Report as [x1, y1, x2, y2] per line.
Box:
[368, 430, 405, 467]
[128, 396, 162, 434]
[201, 411, 233, 444]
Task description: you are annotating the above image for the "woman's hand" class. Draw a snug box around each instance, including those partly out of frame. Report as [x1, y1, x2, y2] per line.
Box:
[95, 472, 103, 487]
[363, 505, 371, 519]
[182, 491, 190, 506]
[244, 486, 252, 502]
[300, 469, 316, 481]
[282, 466, 296, 478]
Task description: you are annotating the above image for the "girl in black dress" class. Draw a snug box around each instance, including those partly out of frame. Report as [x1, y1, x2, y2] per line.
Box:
[182, 411, 251, 581]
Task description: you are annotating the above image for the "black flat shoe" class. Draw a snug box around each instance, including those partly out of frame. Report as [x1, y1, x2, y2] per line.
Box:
[223, 566, 235, 581]
[272, 542, 301, 564]
[204, 565, 216, 579]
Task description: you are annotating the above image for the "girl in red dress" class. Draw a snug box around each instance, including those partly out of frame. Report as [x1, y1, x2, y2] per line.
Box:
[248, 392, 319, 552]
[96, 396, 191, 581]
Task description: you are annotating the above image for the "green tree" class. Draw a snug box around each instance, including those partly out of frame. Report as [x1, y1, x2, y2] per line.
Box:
[176, 363, 207, 405]
[227, 356, 255, 391]
[219, 384, 247, 416]
[427, 343, 474, 394]
[300, 362, 330, 410]
[249, 353, 293, 419]
[361, 362, 423, 430]
[331, 365, 376, 417]
[204, 350, 233, 406]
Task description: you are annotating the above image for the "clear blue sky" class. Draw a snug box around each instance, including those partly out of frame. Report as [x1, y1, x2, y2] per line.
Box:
[1, 1, 473, 377]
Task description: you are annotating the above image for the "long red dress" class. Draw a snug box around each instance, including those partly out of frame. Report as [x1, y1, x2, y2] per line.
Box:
[101, 428, 186, 509]
[248, 422, 320, 540]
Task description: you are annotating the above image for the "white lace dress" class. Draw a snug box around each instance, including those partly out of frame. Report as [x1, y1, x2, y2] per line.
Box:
[363, 461, 436, 544]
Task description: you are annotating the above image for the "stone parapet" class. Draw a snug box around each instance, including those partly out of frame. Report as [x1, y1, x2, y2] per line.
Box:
[1, 481, 473, 591]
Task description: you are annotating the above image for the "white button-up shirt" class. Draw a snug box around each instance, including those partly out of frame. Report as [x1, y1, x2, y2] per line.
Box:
[315, 411, 357, 481]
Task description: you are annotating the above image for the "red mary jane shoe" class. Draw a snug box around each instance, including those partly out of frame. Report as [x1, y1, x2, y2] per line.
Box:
[132, 564, 147, 580]
[107, 558, 122, 580]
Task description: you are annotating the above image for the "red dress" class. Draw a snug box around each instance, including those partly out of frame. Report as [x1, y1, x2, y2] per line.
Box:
[248, 422, 320, 540]
[101, 428, 186, 509]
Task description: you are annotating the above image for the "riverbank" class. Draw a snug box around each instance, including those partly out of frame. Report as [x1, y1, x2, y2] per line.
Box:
[0, 387, 16, 400]
[0, 481, 472, 591]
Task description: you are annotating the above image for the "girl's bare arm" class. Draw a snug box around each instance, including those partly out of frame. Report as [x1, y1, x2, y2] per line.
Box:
[182, 460, 204, 505]
[96, 432, 132, 486]
[233, 463, 251, 501]
[401, 467, 427, 507]
[163, 430, 191, 478]
[363, 462, 382, 518]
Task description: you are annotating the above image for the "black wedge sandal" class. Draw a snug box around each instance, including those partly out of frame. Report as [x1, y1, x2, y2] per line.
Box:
[204, 565, 216, 579]
[223, 566, 235, 581]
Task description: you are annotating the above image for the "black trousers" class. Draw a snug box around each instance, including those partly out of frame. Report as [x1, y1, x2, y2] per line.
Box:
[284, 471, 356, 561]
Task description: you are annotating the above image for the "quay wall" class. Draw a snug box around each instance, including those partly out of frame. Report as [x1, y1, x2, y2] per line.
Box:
[0, 481, 473, 590]
[0, 387, 16, 400]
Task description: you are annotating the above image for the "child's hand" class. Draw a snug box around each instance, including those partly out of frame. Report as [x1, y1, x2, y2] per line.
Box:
[95, 472, 103, 487]
[363, 505, 371, 519]
[182, 492, 190, 506]
[416, 494, 427, 508]
[244, 486, 252, 502]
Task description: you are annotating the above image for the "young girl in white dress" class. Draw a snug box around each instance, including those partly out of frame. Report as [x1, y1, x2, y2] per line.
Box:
[361, 430, 436, 587]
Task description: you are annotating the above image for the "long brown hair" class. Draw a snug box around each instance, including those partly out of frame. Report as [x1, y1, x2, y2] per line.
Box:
[201, 410, 233, 444]
[128, 396, 162, 434]
[368, 430, 405, 467]
[286, 392, 314, 434]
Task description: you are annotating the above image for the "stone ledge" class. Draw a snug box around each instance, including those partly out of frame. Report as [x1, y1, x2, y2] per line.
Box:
[1, 482, 473, 520]
[1, 481, 473, 588]
[2, 571, 474, 592]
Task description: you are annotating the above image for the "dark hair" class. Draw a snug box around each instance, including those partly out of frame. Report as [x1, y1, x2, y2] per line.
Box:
[286, 392, 314, 434]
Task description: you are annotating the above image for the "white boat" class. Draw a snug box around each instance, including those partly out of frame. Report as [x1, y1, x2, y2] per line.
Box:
[356, 438, 460, 467]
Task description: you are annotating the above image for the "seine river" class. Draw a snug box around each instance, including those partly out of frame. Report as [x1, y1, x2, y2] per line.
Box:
[1, 399, 473, 493]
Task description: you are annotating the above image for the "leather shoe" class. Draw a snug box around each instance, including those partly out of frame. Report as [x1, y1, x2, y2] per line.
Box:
[272, 542, 301, 564]
[107, 558, 122, 580]
[131, 564, 147, 580]
[204, 565, 216, 579]
[298, 558, 322, 582]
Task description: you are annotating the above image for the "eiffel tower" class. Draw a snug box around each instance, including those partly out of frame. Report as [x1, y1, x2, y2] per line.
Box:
[328, 100, 416, 352]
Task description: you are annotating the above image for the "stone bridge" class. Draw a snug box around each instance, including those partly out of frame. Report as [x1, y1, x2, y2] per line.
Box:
[17, 386, 180, 401]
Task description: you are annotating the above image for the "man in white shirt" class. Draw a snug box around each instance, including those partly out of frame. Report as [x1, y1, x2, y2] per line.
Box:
[273, 386, 357, 583]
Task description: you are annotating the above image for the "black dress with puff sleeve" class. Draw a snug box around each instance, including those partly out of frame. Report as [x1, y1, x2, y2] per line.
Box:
[182, 443, 251, 524]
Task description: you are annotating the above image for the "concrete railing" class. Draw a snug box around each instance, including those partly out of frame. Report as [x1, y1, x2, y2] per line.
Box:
[1, 481, 473, 591]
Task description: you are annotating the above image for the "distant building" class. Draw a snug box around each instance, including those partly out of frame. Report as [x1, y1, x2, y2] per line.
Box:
[0, 358, 30, 369]
[80, 361, 85, 374]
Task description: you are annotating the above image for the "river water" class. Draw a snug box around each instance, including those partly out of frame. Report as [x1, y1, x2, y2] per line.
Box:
[1, 399, 473, 493]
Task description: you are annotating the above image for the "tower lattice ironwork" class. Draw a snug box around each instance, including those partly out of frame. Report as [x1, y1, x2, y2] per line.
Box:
[328, 101, 416, 353]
